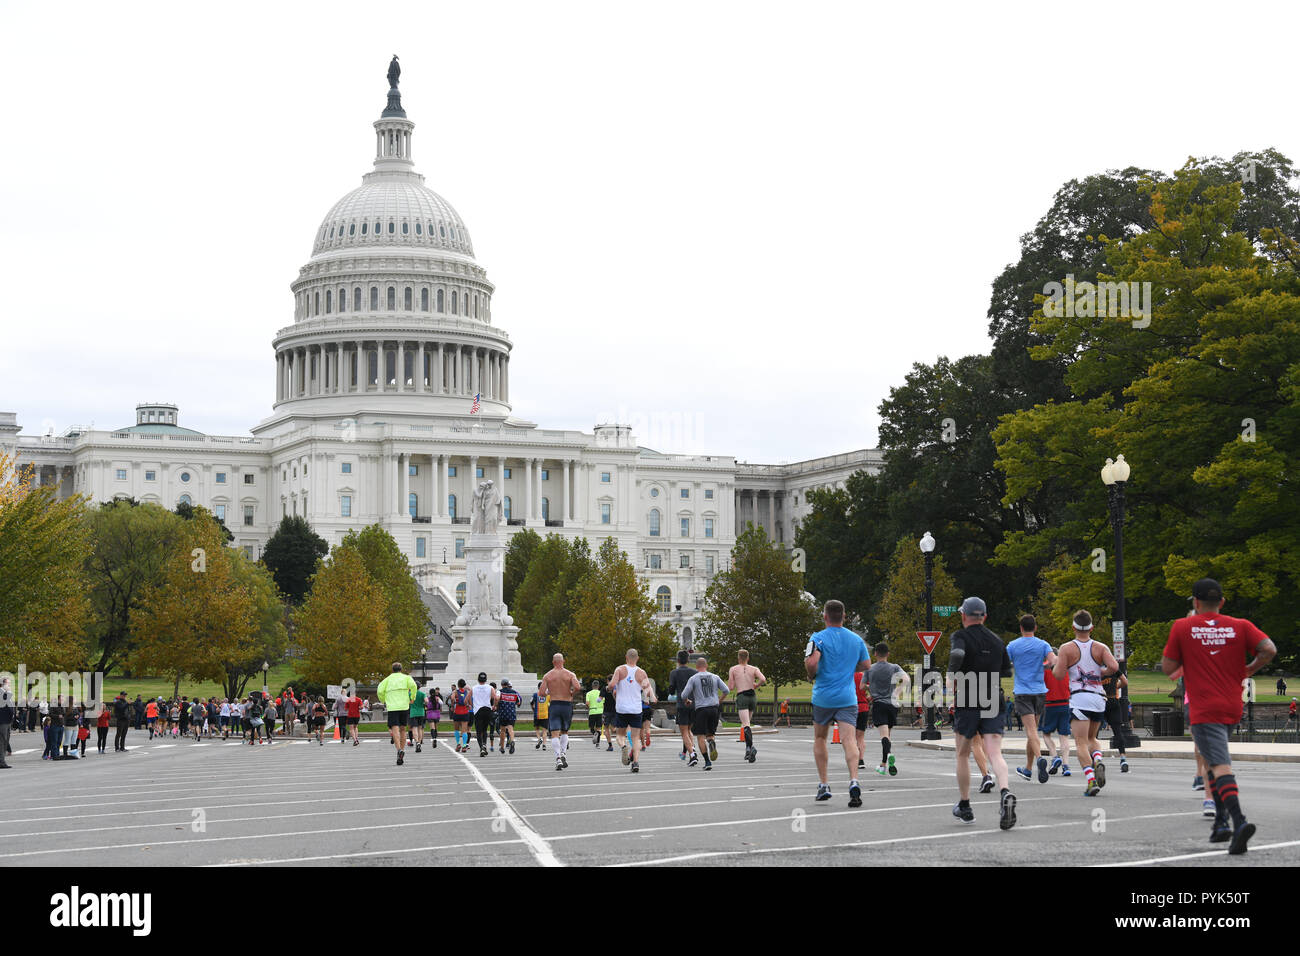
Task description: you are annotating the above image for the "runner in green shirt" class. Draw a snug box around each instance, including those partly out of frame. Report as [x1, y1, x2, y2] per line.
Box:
[376, 663, 418, 766]
[586, 681, 605, 746]
[410, 687, 427, 753]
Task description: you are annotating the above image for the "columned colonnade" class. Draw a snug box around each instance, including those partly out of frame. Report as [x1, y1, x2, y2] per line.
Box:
[275, 340, 509, 403]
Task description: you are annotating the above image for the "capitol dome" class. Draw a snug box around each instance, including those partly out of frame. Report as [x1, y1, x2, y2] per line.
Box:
[312, 178, 475, 258]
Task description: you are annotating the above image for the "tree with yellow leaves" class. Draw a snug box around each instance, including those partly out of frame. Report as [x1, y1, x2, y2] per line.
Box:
[292, 546, 391, 686]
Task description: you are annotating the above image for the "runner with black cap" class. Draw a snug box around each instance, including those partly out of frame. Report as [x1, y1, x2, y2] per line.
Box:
[668, 650, 696, 762]
[470, 672, 497, 757]
[497, 679, 520, 754]
[1052, 610, 1118, 797]
[1162, 578, 1276, 854]
[947, 596, 1017, 829]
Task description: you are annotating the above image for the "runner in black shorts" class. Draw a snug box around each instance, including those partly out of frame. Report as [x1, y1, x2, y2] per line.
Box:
[865, 643, 908, 778]
[668, 650, 696, 762]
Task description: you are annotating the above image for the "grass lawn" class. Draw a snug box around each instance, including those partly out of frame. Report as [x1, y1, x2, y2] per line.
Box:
[98, 663, 301, 702]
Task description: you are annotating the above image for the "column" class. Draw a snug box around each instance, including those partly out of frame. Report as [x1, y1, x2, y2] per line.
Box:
[397, 341, 405, 390]
[400, 452, 410, 518]
[503, 356, 509, 403]
[391, 453, 401, 517]
[524, 457, 533, 524]
[535, 458, 544, 520]
[468, 455, 478, 494]
[417, 341, 425, 392]
[435, 343, 443, 393]
[768, 491, 775, 536]
[497, 456, 505, 490]
[432, 453, 442, 518]
[562, 459, 571, 521]
[470, 348, 479, 397]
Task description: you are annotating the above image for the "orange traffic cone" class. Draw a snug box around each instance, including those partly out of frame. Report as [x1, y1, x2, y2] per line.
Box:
[832, 723, 840, 744]
[332, 722, 340, 741]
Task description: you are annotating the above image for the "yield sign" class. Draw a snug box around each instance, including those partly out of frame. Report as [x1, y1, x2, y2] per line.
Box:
[916, 631, 942, 654]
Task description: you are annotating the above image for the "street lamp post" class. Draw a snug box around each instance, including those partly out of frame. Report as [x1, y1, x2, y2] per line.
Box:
[919, 532, 941, 740]
[1101, 455, 1140, 749]
[420, 649, 428, 684]
[261, 660, 269, 700]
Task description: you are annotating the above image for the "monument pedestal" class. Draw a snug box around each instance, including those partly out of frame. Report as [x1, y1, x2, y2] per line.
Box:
[442, 532, 536, 688]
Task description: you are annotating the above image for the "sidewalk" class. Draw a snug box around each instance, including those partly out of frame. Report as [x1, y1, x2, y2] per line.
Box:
[905, 734, 1300, 763]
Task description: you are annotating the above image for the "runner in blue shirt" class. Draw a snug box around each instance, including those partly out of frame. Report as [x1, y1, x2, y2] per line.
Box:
[804, 599, 870, 807]
[1005, 614, 1057, 784]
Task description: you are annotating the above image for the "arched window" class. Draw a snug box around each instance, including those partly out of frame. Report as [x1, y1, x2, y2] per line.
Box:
[387, 286, 396, 310]
[338, 287, 346, 312]
[421, 288, 429, 312]
[408, 492, 418, 517]
[448, 494, 457, 519]
[682, 626, 693, 648]
[374, 220, 381, 235]
[388, 221, 395, 234]
[328, 226, 334, 239]
[404, 287, 412, 310]
[370, 286, 379, 311]
[354, 287, 362, 311]
[656, 586, 671, 613]
[439, 224, 446, 238]
[455, 582, 467, 605]
[361, 221, 368, 235]
[451, 290, 458, 313]
[474, 295, 479, 318]
[401, 221, 408, 235]
[649, 509, 661, 536]
[437, 289, 445, 312]
[541, 497, 549, 520]
[503, 496, 512, 520]
[325, 290, 332, 313]
[416, 222, 423, 236]
[314, 291, 320, 314]
[179, 494, 192, 507]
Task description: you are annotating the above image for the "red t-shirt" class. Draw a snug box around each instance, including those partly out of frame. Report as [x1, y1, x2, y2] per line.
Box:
[345, 696, 362, 719]
[855, 668, 870, 713]
[1043, 666, 1070, 705]
[1163, 613, 1268, 725]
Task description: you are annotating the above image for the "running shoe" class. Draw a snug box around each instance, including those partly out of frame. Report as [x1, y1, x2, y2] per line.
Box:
[1228, 821, 1256, 855]
[876, 765, 887, 776]
[535, 739, 542, 749]
[1120, 758, 1129, 773]
[644, 738, 650, 749]
[746, 746, 756, 764]
[620, 742, 630, 766]
[688, 753, 698, 767]
[1210, 822, 1232, 843]
[1048, 755, 1062, 775]
[1203, 799, 1216, 817]
[887, 754, 897, 776]
[703, 762, 713, 771]
[680, 750, 687, 760]
[480, 747, 488, 757]
[1084, 778, 1100, 797]
[1015, 766, 1032, 782]
[816, 783, 832, 801]
[1036, 756, 1049, 783]
[606, 743, 614, 752]
[415, 744, 421, 753]
[1061, 764, 1071, 777]
[978, 773, 995, 794]
[555, 758, 564, 771]
[560, 753, 568, 769]
[952, 801, 974, 824]
[396, 751, 404, 766]
[1093, 760, 1106, 789]
[353, 739, 359, 747]
[630, 762, 640, 773]
[1193, 775, 1204, 790]
[858, 758, 866, 769]
[707, 740, 718, 762]
[999, 791, 1017, 830]
[508, 741, 515, 754]
[848, 782, 862, 808]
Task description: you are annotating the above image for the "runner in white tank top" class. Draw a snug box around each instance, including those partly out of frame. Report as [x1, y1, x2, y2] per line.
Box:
[611, 649, 656, 772]
[1052, 610, 1119, 798]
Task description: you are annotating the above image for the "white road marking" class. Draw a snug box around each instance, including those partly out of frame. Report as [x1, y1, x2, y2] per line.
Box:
[443, 743, 563, 867]
[1098, 839, 1300, 866]
[206, 837, 527, 866]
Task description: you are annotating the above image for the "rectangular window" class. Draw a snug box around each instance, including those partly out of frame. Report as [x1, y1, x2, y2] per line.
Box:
[706, 554, 715, 574]
[680, 488, 689, 498]
[243, 505, 254, 526]
[243, 473, 255, 485]
[541, 469, 549, 480]
[145, 470, 156, 481]
[475, 467, 484, 478]
[214, 504, 226, 522]
[115, 469, 126, 481]
[448, 466, 458, 477]
[243, 545, 255, 560]
[410, 464, 419, 476]
[705, 518, 714, 538]
[601, 503, 611, 524]
[342, 462, 352, 474]
[455, 538, 465, 559]
[503, 467, 512, 479]
[680, 553, 690, 568]
[681, 518, 690, 537]
[341, 495, 352, 517]
[704, 489, 714, 499]
[415, 537, 426, 558]
[601, 472, 611, 483]
[216, 472, 227, 484]
[648, 553, 662, 570]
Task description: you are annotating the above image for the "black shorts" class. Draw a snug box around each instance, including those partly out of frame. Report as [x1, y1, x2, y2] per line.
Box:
[588, 713, 603, 729]
[871, 701, 899, 729]
[453, 712, 470, 723]
[499, 717, 516, 727]
[691, 705, 720, 737]
[548, 701, 574, 733]
[346, 716, 359, 725]
[856, 711, 871, 731]
[387, 710, 409, 728]
[953, 707, 1003, 739]
[675, 704, 694, 727]
[615, 711, 642, 729]
[734, 690, 757, 713]
[409, 716, 426, 727]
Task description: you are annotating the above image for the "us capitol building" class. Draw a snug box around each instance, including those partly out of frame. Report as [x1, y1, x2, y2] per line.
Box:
[1, 60, 881, 654]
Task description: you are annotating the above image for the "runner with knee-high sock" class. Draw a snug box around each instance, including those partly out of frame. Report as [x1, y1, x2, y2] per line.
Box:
[865, 643, 909, 777]
[538, 654, 581, 770]
[1052, 610, 1118, 798]
[727, 650, 766, 764]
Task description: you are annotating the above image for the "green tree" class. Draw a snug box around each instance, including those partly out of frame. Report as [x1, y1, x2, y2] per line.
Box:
[696, 525, 822, 694]
[0, 453, 93, 671]
[874, 534, 963, 669]
[503, 527, 541, 607]
[558, 538, 676, 687]
[175, 498, 233, 543]
[513, 534, 594, 672]
[293, 547, 391, 685]
[337, 525, 427, 666]
[215, 555, 289, 699]
[795, 473, 891, 626]
[261, 515, 328, 605]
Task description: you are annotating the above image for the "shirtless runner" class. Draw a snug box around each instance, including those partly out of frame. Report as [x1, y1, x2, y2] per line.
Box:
[537, 653, 582, 771]
[727, 649, 767, 763]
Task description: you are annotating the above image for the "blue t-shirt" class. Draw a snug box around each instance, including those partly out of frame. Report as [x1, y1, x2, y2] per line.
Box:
[1006, 636, 1052, 695]
[807, 627, 870, 709]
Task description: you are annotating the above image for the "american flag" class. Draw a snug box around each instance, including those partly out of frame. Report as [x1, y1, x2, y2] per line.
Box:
[471, 392, 481, 414]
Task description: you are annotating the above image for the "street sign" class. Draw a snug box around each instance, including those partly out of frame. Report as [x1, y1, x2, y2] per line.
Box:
[923, 653, 931, 669]
[916, 630, 942, 654]
[932, 605, 958, 616]
[1111, 621, 1126, 661]
[327, 684, 342, 700]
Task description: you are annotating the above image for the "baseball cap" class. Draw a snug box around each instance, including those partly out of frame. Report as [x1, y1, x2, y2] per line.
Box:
[1192, 578, 1224, 603]
[960, 596, 987, 616]
[501, 679, 511, 688]
[477, 672, 488, 682]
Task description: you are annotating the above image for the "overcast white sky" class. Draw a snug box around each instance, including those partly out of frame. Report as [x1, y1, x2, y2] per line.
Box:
[2, 1, 1296, 462]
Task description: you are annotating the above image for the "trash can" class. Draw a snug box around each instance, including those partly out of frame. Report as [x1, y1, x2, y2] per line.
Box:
[1150, 708, 1171, 736]
[1165, 709, 1184, 737]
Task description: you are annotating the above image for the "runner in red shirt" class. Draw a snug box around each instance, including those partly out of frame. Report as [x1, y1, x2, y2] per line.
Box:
[345, 691, 362, 747]
[1162, 578, 1276, 855]
[853, 665, 871, 771]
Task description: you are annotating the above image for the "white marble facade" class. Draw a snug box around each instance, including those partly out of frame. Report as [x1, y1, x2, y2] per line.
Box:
[0, 69, 881, 648]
